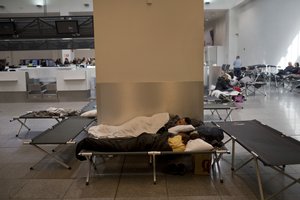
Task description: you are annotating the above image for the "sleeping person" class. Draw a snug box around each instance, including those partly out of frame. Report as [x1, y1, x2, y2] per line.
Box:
[76, 131, 196, 161]
[87, 113, 196, 138]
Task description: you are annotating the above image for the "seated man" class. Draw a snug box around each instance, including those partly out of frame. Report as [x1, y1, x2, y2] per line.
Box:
[277, 62, 295, 77]
[215, 74, 233, 91]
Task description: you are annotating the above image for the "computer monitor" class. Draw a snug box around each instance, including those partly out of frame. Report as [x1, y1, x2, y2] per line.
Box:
[31, 59, 39, 66]
[55, 20, 79, 34]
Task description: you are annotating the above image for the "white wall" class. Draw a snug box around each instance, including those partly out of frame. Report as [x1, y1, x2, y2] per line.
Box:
[237, 0, 300, 67]
[205, 0, 248, 10]
[206, 0, 300, 68]
[74, 49, 95, 60]
[212, 18, 226, 46]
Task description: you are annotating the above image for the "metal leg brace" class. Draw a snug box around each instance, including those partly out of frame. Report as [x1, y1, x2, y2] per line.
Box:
[30, 144, 71, 170]
[14, 118, 30, 137]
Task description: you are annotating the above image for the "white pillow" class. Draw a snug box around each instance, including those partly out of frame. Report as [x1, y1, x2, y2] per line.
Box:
[80, 109, 97, 118]
[168, 125, 195, 134]
[185, 138, 214, 152]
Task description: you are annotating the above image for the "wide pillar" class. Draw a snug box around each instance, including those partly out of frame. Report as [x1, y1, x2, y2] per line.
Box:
[93, 0, 204, 124]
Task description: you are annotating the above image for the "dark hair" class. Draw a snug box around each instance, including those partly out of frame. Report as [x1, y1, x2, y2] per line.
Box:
[184, 117, 192, 125]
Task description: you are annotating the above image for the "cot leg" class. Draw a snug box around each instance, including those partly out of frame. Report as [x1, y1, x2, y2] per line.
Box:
[224, 109, 233, 121]
[30, 144, 71, 170]
[152, 155, 157, 184]
[86, 155, 92, 185]
[215, 110, 222, 120]
[149, 155, 153, 165]
[231, 138, 236, 171]
[254, 156, 265, 200]
[15, 118, 30, 137]
[265, 166, 300, 200]
[213, 152, 223, 183]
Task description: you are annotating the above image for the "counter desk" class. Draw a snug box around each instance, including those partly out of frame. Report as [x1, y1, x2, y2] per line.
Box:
[0, 66, 96, 102]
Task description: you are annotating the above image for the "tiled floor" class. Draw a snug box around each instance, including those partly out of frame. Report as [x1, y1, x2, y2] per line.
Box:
[0, 86, 300, 200]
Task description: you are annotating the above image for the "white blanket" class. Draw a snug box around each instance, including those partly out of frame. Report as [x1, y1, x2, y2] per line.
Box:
[88, 112, 170, 138]
[211, 90, 240, 98]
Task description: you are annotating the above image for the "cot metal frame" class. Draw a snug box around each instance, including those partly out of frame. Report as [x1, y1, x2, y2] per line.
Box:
[244, 82, 267, 96]
[204, 102, 242, 122]
[213, 120, 300, 200]
[287, 78, 300, 92]
[10, 113, 64, 137]
[11, 101, 97, 137]
[24, 116, 96, 170]
[79, 147, 229, 185]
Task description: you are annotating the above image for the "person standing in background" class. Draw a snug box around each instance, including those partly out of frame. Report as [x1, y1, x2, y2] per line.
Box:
[233, 56, 242, 78]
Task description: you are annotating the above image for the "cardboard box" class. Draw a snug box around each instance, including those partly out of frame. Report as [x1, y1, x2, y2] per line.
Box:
[194, 154, 212, 175]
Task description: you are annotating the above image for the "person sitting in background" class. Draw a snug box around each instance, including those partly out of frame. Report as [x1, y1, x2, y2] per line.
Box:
[287, 62, 300, 79]
[0, 63, 5, 71]
[41, 59, 47, 67]
[27, 60, 33, 67]
[55, 58, 62, 66]
[215, 73, 233, 91]
[292, 62, 300, 74]
[64, 58, 70, 65]
[284, 62, 295, 74]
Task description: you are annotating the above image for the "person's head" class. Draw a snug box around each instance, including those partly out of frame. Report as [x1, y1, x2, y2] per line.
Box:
[176, 117, 192, 125]
[228, 71, 234, 79]
[288, 62, 293, 66]
[236, 56, 240, 59]
[294, 62, 299, 67]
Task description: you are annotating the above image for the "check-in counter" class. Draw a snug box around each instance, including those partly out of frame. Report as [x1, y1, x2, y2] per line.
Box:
[1, 66, 95, 102]
[56, 68, 89, 91]
[0, 71, 27, 92]
[17, 66, 95, 91]
[18, 66, 67, 83]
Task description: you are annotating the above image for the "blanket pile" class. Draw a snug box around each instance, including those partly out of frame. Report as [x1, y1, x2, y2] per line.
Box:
[88, 112, 170, 138]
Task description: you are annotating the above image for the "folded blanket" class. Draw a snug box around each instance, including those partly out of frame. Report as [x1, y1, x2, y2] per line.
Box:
[88, 112, 170, 138]
[211, 90, 240, 98]
[29, 107, 79, 117]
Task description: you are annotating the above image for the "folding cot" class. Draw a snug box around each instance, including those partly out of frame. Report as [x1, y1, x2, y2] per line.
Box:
[10, 112, 66, 137]
[244, 81, 267, 96]
[24, 116, 96, 169]
[10, 100, 96, 137]
[78, 147, 229, 185]
[80, 100, 97, 113]
[240, 66, 268, 96]
[287, 77, 300, 92]
[204, 102, 241, 122]
[213, 120, 300, 200]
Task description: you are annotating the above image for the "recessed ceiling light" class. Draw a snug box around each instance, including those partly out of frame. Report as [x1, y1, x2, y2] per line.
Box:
[205, 2, 210, 5]
[36, 4, 43, 8]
